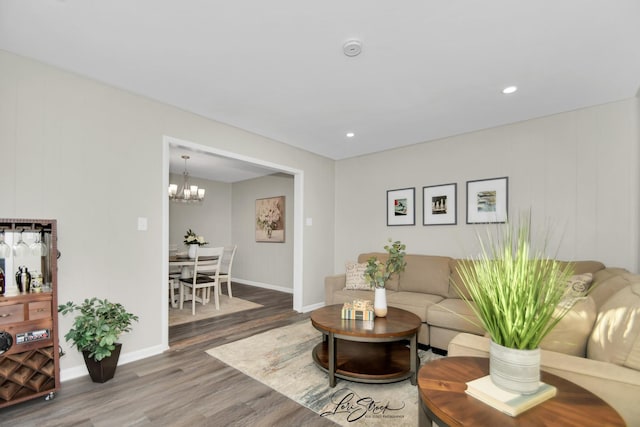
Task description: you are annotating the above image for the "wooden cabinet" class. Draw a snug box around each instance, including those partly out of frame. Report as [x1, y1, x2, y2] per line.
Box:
[0, 219, 59, 408]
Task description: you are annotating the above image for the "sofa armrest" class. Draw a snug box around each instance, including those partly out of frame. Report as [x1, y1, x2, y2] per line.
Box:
[324, 274, 346, 305]
[448, 333, 640, 425]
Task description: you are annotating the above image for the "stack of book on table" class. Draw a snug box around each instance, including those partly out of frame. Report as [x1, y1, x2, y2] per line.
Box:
[341, 299, 374, 320]
[465, 375, 557, 417]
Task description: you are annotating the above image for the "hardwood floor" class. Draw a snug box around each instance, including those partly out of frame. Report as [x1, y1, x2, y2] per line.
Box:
[2, 284, 335, 427]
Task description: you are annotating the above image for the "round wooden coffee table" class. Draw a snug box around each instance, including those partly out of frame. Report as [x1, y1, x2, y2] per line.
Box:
[418, 356, 626, 426]
[310, 304, 422, 387]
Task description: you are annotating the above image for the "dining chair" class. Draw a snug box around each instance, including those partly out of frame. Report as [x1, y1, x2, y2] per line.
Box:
[218, 245, 237, 299]
[179, 246, 223, 315]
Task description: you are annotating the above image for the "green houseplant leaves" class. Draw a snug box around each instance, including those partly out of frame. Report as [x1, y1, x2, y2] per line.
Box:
[58, 298, 139, 361]
[364, 239, 407, 288]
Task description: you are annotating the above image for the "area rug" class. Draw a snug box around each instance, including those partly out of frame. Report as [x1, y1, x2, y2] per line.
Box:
[206, 321, 443, 426]
[169, 295, 263, 326]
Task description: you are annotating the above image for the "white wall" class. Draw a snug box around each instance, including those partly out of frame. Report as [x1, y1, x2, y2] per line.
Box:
[335, 98, 640, 273]
[168, 173, 232, 249]
[231, 173, 294, 291]
[0, 50, 336, 376]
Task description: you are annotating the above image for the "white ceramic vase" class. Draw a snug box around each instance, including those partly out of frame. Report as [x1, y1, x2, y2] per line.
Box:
[374, 287, 388, 317]
[188, 244, 198, 259]
[489, 339, 541, 394]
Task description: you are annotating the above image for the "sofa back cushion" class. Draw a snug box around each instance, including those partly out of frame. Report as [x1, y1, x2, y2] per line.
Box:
[357, 253, 452, 295]
[588, 282, 640, 371]
[448, 259, 475, 298]
[590, 268, 635, 309]
[556, 260, 605, 275]
[398, 254, 452, 297]
[540, 296, 597, 357]
[447, 259, 606, 299]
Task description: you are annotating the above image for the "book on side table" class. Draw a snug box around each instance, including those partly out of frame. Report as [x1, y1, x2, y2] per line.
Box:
[465, 375, 557, 416]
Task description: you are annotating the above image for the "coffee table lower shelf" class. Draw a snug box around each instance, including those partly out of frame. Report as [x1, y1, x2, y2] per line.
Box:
[312, 339, 415, 384]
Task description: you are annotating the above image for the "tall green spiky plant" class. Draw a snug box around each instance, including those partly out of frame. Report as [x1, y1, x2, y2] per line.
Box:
[454, 215, 574, 350]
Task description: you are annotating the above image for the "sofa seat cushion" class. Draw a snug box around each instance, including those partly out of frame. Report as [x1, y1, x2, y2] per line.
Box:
[541, 296, 597, 357]
[427, 298, 485, 335]
[588, 283, 640, 371]
[386, 292, 443, 322]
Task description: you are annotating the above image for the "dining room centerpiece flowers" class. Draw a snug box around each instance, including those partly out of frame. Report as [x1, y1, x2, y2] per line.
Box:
[363, 239, 407, 317]
[184, 229, 208, 246]
[453, 213, 575, 394]
[184, 229, 208, 258]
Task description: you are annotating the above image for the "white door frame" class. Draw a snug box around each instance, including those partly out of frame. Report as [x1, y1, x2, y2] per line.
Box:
[161, 135, 304, 350]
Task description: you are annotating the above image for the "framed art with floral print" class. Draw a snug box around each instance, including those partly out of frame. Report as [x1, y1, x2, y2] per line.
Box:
[466, 177, 508, 224]
[387, 187, 415, 226]
[256, 196, 285, 242]
[423, 183, 457, 225]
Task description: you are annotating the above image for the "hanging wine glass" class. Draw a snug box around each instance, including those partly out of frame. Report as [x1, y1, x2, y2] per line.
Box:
[30, 230, 47, 257]
[0, 230, 11, 259]
[13, 230, 30, 258]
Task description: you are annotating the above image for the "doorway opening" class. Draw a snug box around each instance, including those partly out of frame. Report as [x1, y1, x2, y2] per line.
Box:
[161, 135, 304, 350]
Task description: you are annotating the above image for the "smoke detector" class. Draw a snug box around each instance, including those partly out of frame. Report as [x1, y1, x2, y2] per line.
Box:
[343, 39, 362, 57]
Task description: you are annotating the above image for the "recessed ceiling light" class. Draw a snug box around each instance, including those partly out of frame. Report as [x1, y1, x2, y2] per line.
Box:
[346, 132, 355, 138]
[502, 86, 518, 94]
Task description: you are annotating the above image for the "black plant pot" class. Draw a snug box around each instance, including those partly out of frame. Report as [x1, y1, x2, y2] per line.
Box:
[82, 343, 122, 383]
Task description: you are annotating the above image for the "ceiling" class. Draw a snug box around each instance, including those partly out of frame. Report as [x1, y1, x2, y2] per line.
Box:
[2, 1, 639, 178]
[168, 148, 281, 183]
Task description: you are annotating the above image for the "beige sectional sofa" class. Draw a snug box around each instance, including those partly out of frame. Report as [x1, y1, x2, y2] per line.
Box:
[325, 253, 640, 424]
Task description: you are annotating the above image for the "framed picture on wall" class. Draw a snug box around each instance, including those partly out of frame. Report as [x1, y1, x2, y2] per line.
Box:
[423, 183, 457, 225]
[255, 196, 285, 242]
[387, 187, 415, 226]
[466, 177, 508, 224]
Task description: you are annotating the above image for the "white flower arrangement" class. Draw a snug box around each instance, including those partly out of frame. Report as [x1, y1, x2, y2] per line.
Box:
[256, 199, 281, 233]
[183, 229, 208, 246]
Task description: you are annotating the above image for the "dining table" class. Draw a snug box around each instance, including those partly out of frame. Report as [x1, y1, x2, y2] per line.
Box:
[169, 254, 218, 267]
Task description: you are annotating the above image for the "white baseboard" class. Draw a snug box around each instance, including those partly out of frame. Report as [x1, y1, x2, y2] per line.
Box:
[301, 301, 325, 313]
[233, 278, 293, 294]
[234, 279, 325, 313]
[60, 344, 167, 382]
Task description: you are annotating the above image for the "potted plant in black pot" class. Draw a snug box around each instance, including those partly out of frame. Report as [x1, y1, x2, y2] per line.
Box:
[58, 298, 139, 383]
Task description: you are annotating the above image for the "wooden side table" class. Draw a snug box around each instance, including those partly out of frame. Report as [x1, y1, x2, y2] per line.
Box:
[418, 356, 625, 426]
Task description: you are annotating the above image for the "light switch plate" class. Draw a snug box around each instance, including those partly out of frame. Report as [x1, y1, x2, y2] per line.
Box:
[137, 217, 148, 231]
